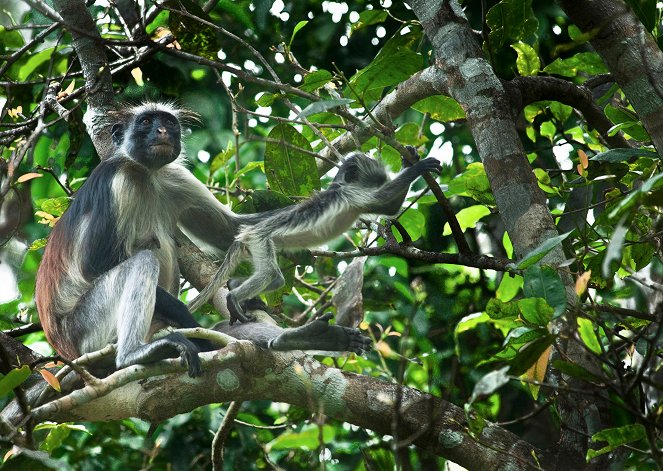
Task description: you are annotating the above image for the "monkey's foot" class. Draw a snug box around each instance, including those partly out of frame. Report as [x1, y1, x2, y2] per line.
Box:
[272, 313, 371, 354]
[227, 293, 256, 325]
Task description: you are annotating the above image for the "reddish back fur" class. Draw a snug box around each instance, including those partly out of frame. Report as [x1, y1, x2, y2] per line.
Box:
[36, 226, 80, 359]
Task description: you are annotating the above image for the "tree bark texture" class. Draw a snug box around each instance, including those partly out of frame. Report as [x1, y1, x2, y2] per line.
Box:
[53, 0, 116, 159]
[408, 0, 561, 261]
[559, 0, 663, 153]
[35, 343, 547, 470]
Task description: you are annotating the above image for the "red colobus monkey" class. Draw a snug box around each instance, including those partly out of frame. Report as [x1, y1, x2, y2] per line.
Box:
[36, 102, 368, 377]
[189, 152, 442, 324]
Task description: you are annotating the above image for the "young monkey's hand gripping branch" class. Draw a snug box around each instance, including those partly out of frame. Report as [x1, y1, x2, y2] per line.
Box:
[189, 152, 442, 324]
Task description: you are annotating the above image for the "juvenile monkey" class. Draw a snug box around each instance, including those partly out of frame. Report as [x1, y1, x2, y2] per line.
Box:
[189, 152, 441, 323]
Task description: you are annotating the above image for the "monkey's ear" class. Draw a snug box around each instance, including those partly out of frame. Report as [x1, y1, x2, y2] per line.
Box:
[111, 123, 124, 146]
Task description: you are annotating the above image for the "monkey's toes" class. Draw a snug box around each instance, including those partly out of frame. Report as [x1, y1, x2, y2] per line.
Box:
[347, 328, 371, 354]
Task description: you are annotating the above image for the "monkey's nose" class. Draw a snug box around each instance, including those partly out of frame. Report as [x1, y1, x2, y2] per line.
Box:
[157, 126, 167, 134]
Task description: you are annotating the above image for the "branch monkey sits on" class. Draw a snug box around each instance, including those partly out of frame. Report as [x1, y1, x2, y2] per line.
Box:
[189, 152, 442, 324]
[36, 102, 368, 378]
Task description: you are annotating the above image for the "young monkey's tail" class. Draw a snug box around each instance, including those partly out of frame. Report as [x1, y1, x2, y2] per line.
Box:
[188, 240, 245, 312]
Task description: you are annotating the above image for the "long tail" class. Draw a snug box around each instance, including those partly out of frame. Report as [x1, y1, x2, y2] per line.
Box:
[188, 240, 245, 312]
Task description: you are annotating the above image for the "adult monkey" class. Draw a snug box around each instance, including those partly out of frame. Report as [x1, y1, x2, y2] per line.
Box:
[36, 102, 367, 378]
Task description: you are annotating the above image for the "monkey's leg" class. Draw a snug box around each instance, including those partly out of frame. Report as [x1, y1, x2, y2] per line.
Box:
[227, 239, 284, 324]
[75, 250, 203, 377]
[214, 313, 371, 353]
[188, 240, 245, 312]
[154, 286, 215, 353]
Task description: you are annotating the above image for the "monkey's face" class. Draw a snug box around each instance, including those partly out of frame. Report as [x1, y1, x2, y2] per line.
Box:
[124, 111, 182, 170]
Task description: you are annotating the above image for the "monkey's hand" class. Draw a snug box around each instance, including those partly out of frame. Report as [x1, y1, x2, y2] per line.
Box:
[401, 145, 420, 168]
[226, 292, 257, 325]
[412, 157, 442, 176]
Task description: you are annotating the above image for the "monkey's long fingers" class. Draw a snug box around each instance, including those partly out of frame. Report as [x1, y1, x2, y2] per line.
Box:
[227, 293, 256, 325]
[418, 157, 442, 175]
[178, 344, 202, 377]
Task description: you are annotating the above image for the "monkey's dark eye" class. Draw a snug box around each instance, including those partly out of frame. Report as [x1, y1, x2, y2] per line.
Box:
[142, 118, 151, 125]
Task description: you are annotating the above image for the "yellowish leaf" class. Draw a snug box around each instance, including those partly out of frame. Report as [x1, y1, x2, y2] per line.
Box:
[4, 446, 17, 461]
[57, 80, 76, 99]
[131, 68, 144, 87]
[523, 345, 552, 400]
[39, 369, 61, 392]
[17, 172, 43, 183]
[575, 270, 592, 296]
[578, 149, 589, 169]
[376, 340, 398, 359]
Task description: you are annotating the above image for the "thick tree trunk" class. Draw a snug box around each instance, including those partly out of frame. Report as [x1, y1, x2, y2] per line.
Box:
[406, 1, 609, 467]
[53, 0, 116, 159]
[559, 0, 663, 153]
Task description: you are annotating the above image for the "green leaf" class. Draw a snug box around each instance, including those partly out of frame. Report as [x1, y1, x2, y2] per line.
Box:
[169, 1, 221, 59]
[551, 360, 602, 383]
[587, 424, 646, 460]
[299, 69, 333, 93]
[0, 25, 24, 50]
[446, 163, 495, 206]
[604, 104, 650, 141]
[517, 297, 553, 326]
[577, 317, 602, 354]
[267, 424, 335, 451]
[511, 42, 540, 76]
[40, 197, 70, 217]
[351, 10, 388, 34]
[523, 266, 567, 318]
[590, 148, 658, 162]
[470, 366, 510, 403]
[289, 20, 309, 47]
[486, 298, 520, 320]
[607, 172, 663, 219]
[36, 423, 90, 453]
[29, 238, 48, 251]
[602, 218, 628, 278]
[256, 92, 279, 107]
[12, 46, 63, 81]
[264, 124, 319, 196]
[395, 208, 426, 242]
[486, 0, 539, 47]
[348, 28, 424, 99]
[517, 231, 572, 269]
[496, 274, 523, 302]
[508, 334, 555, 376]
[394, 122, 428, 147]
[550, 101, 573, 123]
[0, 365, 31, 397]
[412, 95, 465, 122]
[540, 121, 556, 141]
[542, 52, 608, 77]
[443, 205, 491, 235]
[298, 98, 354, 119]
[210, 142, 235, 175]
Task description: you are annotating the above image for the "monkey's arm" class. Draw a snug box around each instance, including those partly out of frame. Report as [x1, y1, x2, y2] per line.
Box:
[364, 158, 441, 215]
[170, 166, 280, 251]
[214, 313, 371, 354]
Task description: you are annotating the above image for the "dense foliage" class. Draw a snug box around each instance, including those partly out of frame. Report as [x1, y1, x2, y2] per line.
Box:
[1, 0, 662, 469]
